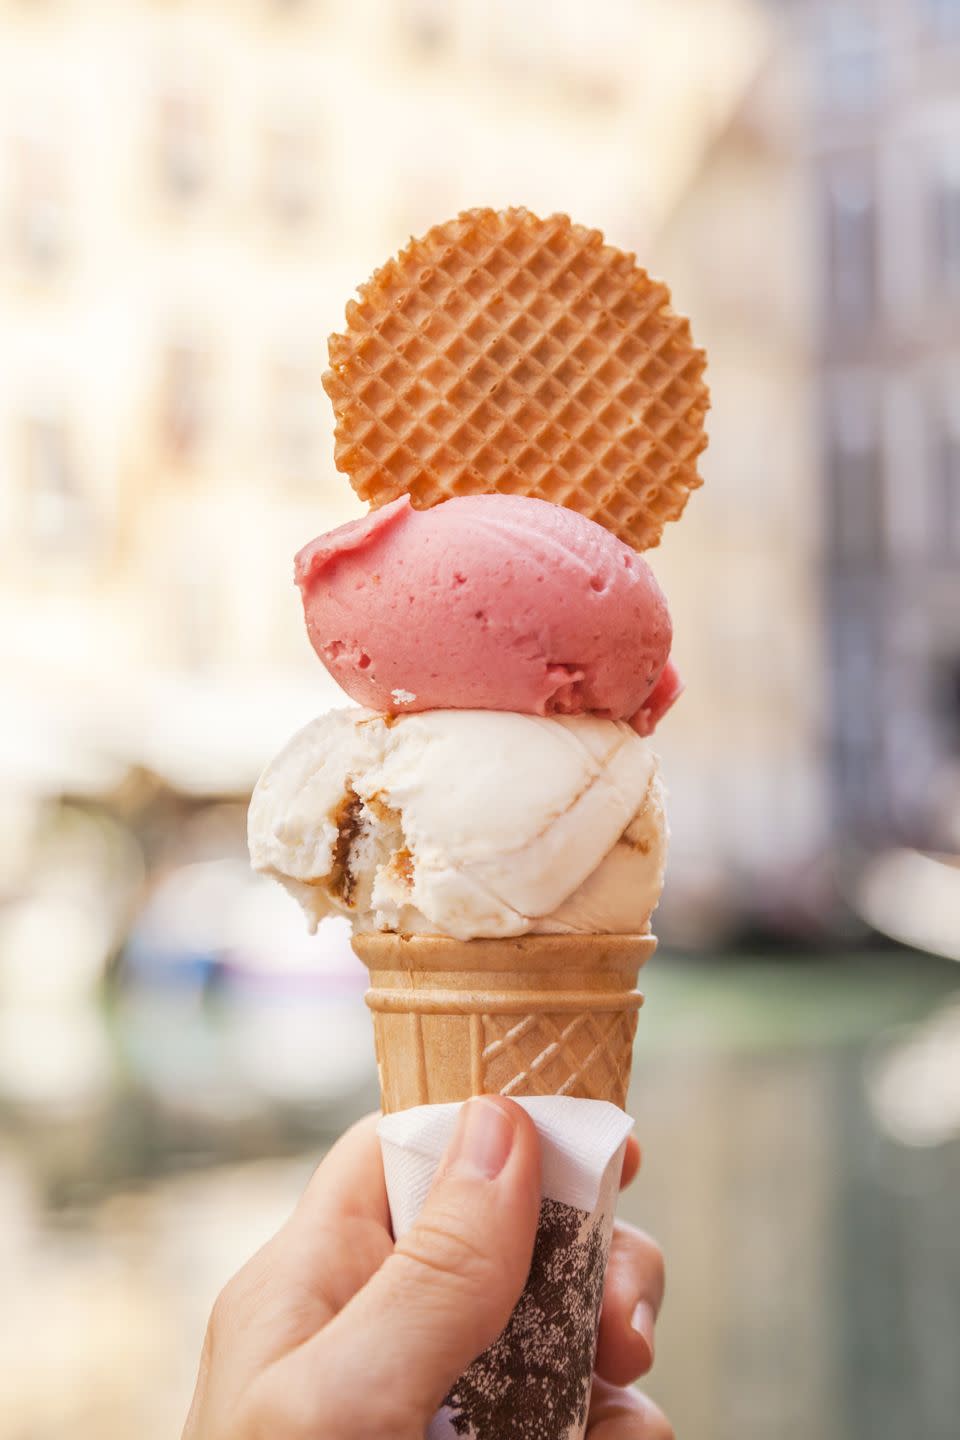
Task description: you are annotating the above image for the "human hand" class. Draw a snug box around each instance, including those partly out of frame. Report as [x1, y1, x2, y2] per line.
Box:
[182, 1097, 671, 1439]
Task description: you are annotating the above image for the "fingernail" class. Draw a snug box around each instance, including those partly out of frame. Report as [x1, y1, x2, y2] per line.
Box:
[447, 1097, 516, 1180]
[631, 1299, 656, 1362]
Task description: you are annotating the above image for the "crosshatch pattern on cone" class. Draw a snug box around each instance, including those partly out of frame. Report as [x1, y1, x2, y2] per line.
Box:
[481, 1008, 640, 1105]
[323, 208, 709, 552]
[354, 932, 656, 1114]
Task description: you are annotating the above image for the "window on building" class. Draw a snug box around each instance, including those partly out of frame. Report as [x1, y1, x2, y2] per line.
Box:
[8, 131, 67, 273]
[821, 10, 884, 110]
[262, 121, 317, 227]
[938, 655, 960, 753]
[827, 373, 884, 562]
[830, 445, 884, 561]
[391, 164, 457, 252]
[932, 392, 960, 560]
[480, 0, 620, 101]
[20, 408, 86, 554]
[397, 0, 453, 57]
[825, 159, 877, 330]
[268, 350, 322, 484]
[932, 150, 960, 298]
[924, 0, 960, 41]
[158, 340, 210, 463]
[831, 604, 885, 838]
[155, 83, 209, 204]
[171, 546, 219, 673]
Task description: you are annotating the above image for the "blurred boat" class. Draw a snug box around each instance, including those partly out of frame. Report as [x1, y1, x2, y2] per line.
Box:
[857, 849, 960, 962]
[115, 860, 375, 1115]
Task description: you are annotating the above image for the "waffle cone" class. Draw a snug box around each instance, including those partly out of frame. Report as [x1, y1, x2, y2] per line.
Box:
[323, 207, 708, 551]
[353, 932, 656, 1114]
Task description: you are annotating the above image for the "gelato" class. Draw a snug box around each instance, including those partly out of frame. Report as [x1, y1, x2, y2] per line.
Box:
[248, 707, 667, 941]
[295, 494, 676, 734]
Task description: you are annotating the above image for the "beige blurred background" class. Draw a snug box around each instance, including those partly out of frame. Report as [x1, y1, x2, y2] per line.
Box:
[0, 2, 959, 1437]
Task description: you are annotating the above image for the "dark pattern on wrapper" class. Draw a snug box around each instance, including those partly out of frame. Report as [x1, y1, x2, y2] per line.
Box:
[444, 1197, 607, 1440]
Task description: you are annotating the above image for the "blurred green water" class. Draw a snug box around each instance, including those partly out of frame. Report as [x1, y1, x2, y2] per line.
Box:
[1, 949, 958, 1440]
[624, 951, 960, 1440]
[642, 949, 959, 1051]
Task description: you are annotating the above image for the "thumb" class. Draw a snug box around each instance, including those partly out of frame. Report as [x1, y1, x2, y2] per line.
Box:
[321, 1096, 541, 1431]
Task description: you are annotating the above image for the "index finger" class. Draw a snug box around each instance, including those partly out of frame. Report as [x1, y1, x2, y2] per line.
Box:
[295, 1112, 391, 1230]
[595, 1223, 665, 1386]
[619, 1135, 642, 1191]
[588, 1378, 674, 1438]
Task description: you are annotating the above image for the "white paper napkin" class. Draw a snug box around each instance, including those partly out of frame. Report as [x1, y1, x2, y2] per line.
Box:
[378, 1097, 634, 1440]
[379, 1096, 632, 1234]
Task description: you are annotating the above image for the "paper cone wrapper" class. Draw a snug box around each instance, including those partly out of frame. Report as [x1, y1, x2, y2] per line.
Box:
[379, 1097, 633, 1440]
[353, 932, 656, 1114]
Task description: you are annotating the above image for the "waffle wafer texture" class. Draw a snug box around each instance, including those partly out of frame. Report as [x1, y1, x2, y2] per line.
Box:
[323, 208, 708, 552]
[353, 931, 656, 1114]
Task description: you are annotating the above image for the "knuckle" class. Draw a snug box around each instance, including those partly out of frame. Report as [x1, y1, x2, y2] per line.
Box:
[207, 1271, 249, 1343]
[397, 1209, 500, 1293]
[648, 1245, 666, 1294]
[207, 1285, 233, 1340]
[249, 1368, 419, 1440]
[614, 1220, 660, 1253]
[207, 1237, 279, 1342]
[643, 1399, 675, 1440]
[244, 1381, 312, 1440]
[612, 1223, 665, 1287]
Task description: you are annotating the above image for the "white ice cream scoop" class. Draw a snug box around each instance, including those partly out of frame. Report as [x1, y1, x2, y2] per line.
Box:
[248, 708, 667, 942]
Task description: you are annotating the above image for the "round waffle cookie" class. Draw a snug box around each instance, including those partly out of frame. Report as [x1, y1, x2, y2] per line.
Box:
[323, 208, 708, 552]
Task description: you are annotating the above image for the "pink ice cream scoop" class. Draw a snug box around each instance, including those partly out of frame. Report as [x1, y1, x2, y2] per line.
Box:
[295, 494, 678, 733]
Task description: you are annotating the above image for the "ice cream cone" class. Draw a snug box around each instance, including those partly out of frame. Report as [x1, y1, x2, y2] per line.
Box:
[353, 931, 656, 1114]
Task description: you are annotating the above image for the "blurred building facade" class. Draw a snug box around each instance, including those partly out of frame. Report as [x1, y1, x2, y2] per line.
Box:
[2, 13, 960, 1440]
[647, 41, 824, 937]
[1, 0, 956, 941]
[808, 0, 960, 854]
[0, 0, 763, 784]
[649, 0, 960, 937]
[0, 0, 776, 925]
